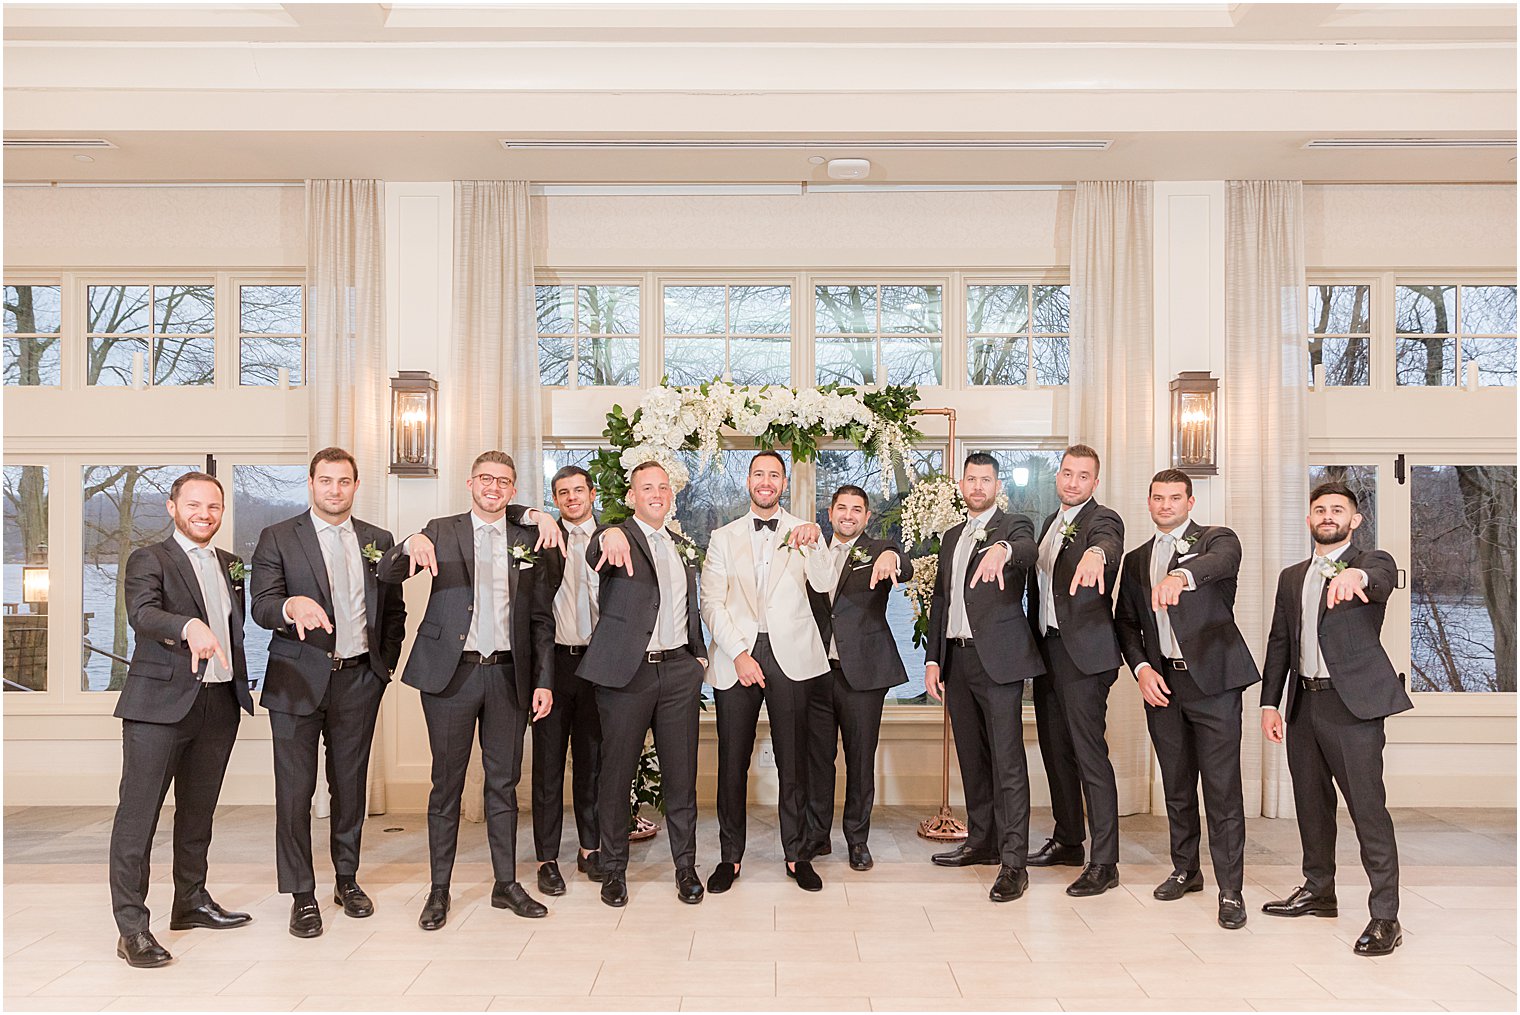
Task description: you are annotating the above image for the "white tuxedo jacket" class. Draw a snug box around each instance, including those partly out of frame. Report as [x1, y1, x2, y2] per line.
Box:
[699, 508, 830, 691]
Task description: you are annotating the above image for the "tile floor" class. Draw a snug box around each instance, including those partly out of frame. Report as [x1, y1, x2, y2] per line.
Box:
[3, 805, 1514, 1012]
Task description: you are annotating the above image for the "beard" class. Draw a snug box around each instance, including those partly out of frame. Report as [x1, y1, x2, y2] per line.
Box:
[1312, 521, 1351, 546]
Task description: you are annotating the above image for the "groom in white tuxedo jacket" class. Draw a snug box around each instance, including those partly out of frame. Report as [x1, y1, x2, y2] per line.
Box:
[701, 451, 831, 894]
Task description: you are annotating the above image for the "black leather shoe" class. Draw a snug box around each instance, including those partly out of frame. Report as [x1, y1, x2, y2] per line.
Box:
[1262, 885, 1339, 918]
[788, 861, 823, 892]
[1066, 863, 1120, 897]
[168, 900, 252, 931]
[117, 931, 172, 968]
[989, 865, 1029, 903]
[600, 872, 628, 908]
[676, 866, 704, 904]
[1026, 837, 1085, 868]
[931, 844, 1000, 867]
[1218, 891, 1247, 930]
[707, 862, 741, 894]
[578, 850, 604, 883]
[803, 839, 833, 860]
[417, 886, 450, 931]
[492, 881, 548, 918]
[1354, 918, 1401, 956]
[289, 897, 323, 938]
[334, 881, 373, 918]
[848, 843, 874, 871]
[1153, 869, 1204, 901]
[538, 861, 567, 897]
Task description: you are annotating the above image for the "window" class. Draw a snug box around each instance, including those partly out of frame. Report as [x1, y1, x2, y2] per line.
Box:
[969, 448, 1066, 525]
[1396, 284, 1517, 387]
[3, 285, 61, 386]
[663, 284, 791, 387]
[542, 448, 599, 513]
[239, 285, 305, 386]
[967, 284, 1070, 386]
[1308, 465, 1378, 553]
[671, 449, 791, 550]
[87, 284, 215, 387]
[1409, 464, 1516, 692]
[4, 466, 49, 692]
[815, 283, 942, 387]
[230, 464, 309, 691]
[1307, 285, 1371, 387]
[536, 284, 640, 386]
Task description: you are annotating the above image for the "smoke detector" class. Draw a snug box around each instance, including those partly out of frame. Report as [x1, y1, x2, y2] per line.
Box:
[826, 158, 871, 180]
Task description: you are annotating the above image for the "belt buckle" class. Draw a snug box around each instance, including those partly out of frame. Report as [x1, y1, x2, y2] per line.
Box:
[645, 650, 663, 664]
[1170, 659, 1188, 671]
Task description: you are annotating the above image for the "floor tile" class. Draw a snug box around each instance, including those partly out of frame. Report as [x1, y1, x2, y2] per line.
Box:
[868, 997, 1061, 1011]
[777, 960, 957, 997]
[682, 998, 870, 1011]
[690, 929, 857, 962]
[101, 997, 303, 1011]
[1057, 1000, 1254, 1011]
[593, 960, 775, 997]
[488, 998, 680, 1012]
[31, 960, 253, 997]
[1297, 962, 1518, 1002]
[854, 929, 1024, 963]
[219, 959, 426, 997]
[1246, 1001, 1445, 1012]
[950, 960, 1145, 999]
[294, 997, 492, 1011]
[520, 929, 694, 961]
[406, 959, 601, 997]
[1123, 960, 1333, 1000]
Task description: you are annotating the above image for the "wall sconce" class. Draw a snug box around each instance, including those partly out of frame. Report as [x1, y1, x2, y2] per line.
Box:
[1169, 370, 1219, 476]
[389, 371, 438, 477]
[21, 564, 49, 608]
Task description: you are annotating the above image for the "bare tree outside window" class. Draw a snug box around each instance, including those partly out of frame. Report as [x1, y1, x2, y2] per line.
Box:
[1396, 284, 1516, 387]
[239, 285, 305, 385]
[967, 283, 1070, 386]
[1308, 465, 1378, 553]
[87, 284, 216, 387]
[536, 284, 640, 386]
[3, 465, 49, 691]
[664, 284, 790, 386]
[1307, 284, 1371, 386]
[231, 464, 309, 688]
[3, 284, 62, 386]
[815, 284, 942, 387]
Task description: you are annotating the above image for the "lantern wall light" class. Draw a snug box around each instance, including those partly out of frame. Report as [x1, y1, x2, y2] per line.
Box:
[389, 371, 438, 477]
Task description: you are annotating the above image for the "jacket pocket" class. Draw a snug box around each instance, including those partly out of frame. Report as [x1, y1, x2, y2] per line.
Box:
[129, 660, 173, 681]
[418, 620, 442, 640]
[268, 636, 302, 659]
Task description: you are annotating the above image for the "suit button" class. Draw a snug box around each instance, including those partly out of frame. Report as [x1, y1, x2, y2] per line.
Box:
[459, 635, 466, 641]
[466, 605, 473, 611]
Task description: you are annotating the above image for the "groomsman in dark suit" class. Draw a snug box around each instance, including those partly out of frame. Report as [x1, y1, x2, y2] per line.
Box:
[250, 447, 407, 938]
[376, 451, 558, 928]
[924, 453, 1043, 904]
[1114, 469, 1260, 930]
[109, 471, 255, 968]
[801, 484, 912, 871]
[1025, 445, 1126, 896]
[576, 460, 709, 908]
[532, 465, 605, 897]
[1261, 481, 1412, 956]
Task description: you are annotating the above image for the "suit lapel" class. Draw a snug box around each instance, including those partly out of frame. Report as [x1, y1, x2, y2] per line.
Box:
[1286, 559, 1310, 656]
[456, 513, 477, 588]
[940, 524, 962, 595]
[162, 537, 210, 621]
[1168, 520, 1204, 571]
[1138, 536, 1157, 595]
[832, 537, 856, 600]
[354, 520, 379, 631]
[293, 513, 334, 608]
[505, 527, 523, 607]
[624, 519, 657, 574]
[215, 547, 242, 640]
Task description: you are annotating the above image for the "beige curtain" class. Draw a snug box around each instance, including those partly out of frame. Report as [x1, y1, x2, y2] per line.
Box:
[306, 179, 389, 814]
[1069, 180, 1155, 814]
[451, 181, 542, 821]
[1224, 180, 1308, 818]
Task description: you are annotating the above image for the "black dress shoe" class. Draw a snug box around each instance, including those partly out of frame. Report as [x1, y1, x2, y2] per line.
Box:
[803, 839, 833, 860]
[707, 862, 741, 894]
[578, 850, 604, 883]
[848, 843, 874, 871]
[676, 866, 704, 904]
[538, 861, 568, 897]
[1066, 863, 1120, 897]
[1354, 918, 1402, 956]
[334, 881, 374, 918]
[168, 900, 253, 931]
[1153, 869, 1204, 901]
[931, 844, 1000, 868]
[989, 865, 1029, 903]
[289, 897, 323, 938]
[418, 886, 450, 931]
[788, 861, 823, 892]
[1262, 884, 1339, 918]
[1218, 891, 1247, 930]
[117, 931, 173, 968]
[1026, 837, 1085, 868]
[492, 880, 548, 919]
[601, 872, 629, 908]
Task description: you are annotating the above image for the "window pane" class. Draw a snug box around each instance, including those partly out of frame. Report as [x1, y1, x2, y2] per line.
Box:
[536, 285, 574, 334]
[1032, 285, 1071, 334]
[1410, 464, 1517, 692]
[578, 336, 639, 386]
[579, 285, 639, 335]
[82, 464, 196, 691]
[153, 336, 216, 386]
[1032, 336, 1070, 386]
[1308, 465, 1377, 551]
[815, 285, 877, 334]
[672, 449, 791, 550]
[663, 286, 725, 335]
[1460, 285, 1517, 335]
[967, 285, 1029, 334]
[968, 336, 1027, 386]
[155, 284, 215, 333]
[1309, 284, 1371, 334]
[538, 336, 572, 386]
[4, 337, 61, 386]
[5, 284, 62, 334]
[231, 465, 309, 692]
[1396, 285, 1456, 334]
[240, 336, 304, 386]
[816, 336, 876, 386]
[880, 285, 942, 334]
[541, 449, 599, 513]
[1396, 336, 1457, 386]
[729, 285, 790, 334]
[664, 336, 725, 386]
[88, 336, 149, 387]
[239, 285, 303, 334]
[971, 449, 1065, 523]
[881, 335, 941, 386]
[1461, 338, 1517, 386]
[3, 465, 49, 692]
[88, 285, 151, 334]
[1309, 336, 1371, 386]
[728, 336, 790, 387]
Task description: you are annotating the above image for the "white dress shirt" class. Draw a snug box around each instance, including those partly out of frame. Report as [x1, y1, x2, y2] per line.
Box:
[748, 511, 781, 633]
[947, 508, 997, 640]
[1148, 520, 1190, 661]
[465, 512, 512, 654]
[635, 516, 689, 652]
[823, 536, 857, 660]
[1037, 499, 1090, 632]
[553, 517, 600, 647]
[299, 512, 369, 658]
[173, 529, 233, 684]
[1261, 541, 1370, 712]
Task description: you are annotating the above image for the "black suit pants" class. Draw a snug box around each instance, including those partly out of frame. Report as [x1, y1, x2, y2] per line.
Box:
[532, 647, 603, 861]
[1032, 661, 1085, 850]
[420, 659, 527, 885]
[1287, 685, 1400, 919]
[803, 664, 889, 849]
[1036, 635, 1121, 863]
[1144, 668, 1245, 891]
[944, 644, 1029, 867]
[595, 651, 703, 874]
[268, 664, 386, 894]
[109, 682, 240, 934]
[714, 634, 818, 864]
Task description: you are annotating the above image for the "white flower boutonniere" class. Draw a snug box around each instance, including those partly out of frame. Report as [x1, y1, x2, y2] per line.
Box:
[677, 540, 704, 568]
[1059, 520, 1080, 546]
[972, 527, 989, 545]
[1179, 531, 1202, 552]
[361, 541, 383, 565]
[510, 544, 537, 569]
[1317, 557, 1349, 580]
[849, 546, 872, 566]
[227, 559, 250, 583]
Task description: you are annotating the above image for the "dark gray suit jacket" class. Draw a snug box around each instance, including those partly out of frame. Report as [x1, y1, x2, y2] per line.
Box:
[807, 535, 912, 691]
[924, 508, 1044, 684]
[1026, 500, 1125, 675]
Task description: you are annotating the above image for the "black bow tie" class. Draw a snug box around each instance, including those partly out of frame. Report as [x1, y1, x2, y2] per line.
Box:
[754, 517, 778, 532]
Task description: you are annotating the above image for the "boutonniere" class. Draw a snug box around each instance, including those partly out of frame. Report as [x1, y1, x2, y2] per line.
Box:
[778, 528, 799, 553]
[972, 527, 989, 545]
[227, 559, 250, 583]
[360, 540, 383, 565]
[675, 538, 704, 568]
[1179, 531, 1201, 551]
[510, 544, 537, 568]
[1059, 520, 1080, 546]
[1317, 557, 1350, 580]
[849, 546, 872, 566]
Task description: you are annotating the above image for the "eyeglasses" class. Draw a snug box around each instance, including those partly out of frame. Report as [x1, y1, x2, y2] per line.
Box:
[472, 474, 515, 489]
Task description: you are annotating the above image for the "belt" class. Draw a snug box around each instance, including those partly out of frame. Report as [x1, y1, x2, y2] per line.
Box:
[1044, 627, 1061, 639]
[1298, 675, 1334, 692]
[461, 650, 511, 666]
[331, 652, 370, 672]
[555, 644, 588, 657]
[1162, 657, 1189, 671]
[645, 647, 688, 664]
[949, 637, 974, 648]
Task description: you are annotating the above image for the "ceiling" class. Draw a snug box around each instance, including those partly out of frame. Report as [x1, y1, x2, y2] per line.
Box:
[4, 2, 1515, 184]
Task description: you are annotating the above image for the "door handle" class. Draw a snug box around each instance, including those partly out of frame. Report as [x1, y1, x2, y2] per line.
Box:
[1396, 568, 1407, 590]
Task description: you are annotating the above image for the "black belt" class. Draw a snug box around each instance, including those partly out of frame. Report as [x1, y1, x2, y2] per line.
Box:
[1044, 628, 1061, 639]
[645, 647, 688, 664]
[555, 644, 588, 657]
[331, 652, 370, 672]
[1162, 657, 1189, 671]
[1298, 675, 1334, 692]
[461, 650, 511, 666]
[949, 637, 974, 648]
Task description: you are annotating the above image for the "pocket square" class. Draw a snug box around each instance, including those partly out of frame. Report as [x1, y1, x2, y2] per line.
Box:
[518, 562, 534, 571]
[1177, 553, 1198, 562]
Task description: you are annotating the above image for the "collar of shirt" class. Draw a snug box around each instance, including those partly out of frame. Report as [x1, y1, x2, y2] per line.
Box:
[310, 510, 355, 537]
[966, 508, 996, 529]
[1156, 517, 1192, 542]
[1315, 542, 1352, 563]
[748, 510, 783, 529]
[470, 512, 506, 537]
[831, 536, 858, 553]
[564, 517, 595, 539]
[173, 529, 214, 557]
[633, 516, 666, 540]
[1059, 500, 1090, 525]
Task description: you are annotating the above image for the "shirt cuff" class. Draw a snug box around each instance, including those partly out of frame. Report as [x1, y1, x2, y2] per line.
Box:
[1353, 567, 1370, 587]
[1084, 546, 1106, 563]
[1170, 568, 1197, 591]
[282, 599, 295, 625]
[181, 619, 194, 641]
[1261, 704, 1279, 711]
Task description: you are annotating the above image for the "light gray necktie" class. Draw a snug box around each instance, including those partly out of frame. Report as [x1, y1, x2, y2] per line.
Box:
[195, 547, 232, 680]
[1301, 557, 1330, 676]
[1153, 534, 1180, 658]
[321, 525, 356, 656]
[649, 530, 680, 649]
[949, 519, 981, 637]
[571, 528, 595, 640]
[1038, 516, 1064, 629]
[476, 525, 496, 656]
[830, 541, 849, 603]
